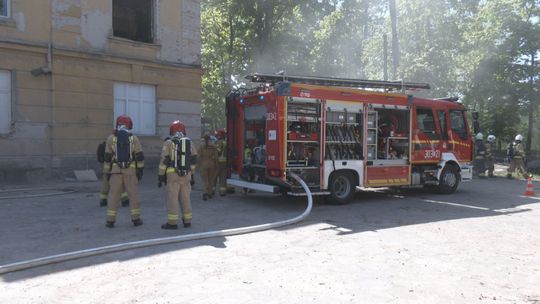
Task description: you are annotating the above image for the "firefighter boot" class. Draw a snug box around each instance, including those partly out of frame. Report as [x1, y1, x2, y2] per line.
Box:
[121, 198, 130, 207]
[106, 221, 115, 228]
[161, 223, 178, 230]
[183, 220, 191, 228]
[121, 192, 130, 207]
[99, 198, 108, 207]
[132, 218, 143, 227]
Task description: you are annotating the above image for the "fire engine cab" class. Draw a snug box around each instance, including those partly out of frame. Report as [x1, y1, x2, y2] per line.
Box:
[225, 74, 473, 204]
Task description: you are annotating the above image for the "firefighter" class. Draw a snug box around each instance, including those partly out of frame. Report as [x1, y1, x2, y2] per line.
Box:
[485, 134, 496, 177]
[215, 128, 228, 196]
[103, 115, 144, 228]
[97, 138, 129, 207]
[507, 134, 529, 179]
[159, 120, 198, 229]
[198, 133, 218, 200]
[474, 133, 486, 178]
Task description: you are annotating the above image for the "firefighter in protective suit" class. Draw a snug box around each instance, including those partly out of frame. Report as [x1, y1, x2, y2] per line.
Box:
[507, 134, 529, 179]
[103, 115, 144, 228]
[474, 133, 486, 178]
[198, 133, 218, 200]
[97, 136, 129, 207]
[159, 121, 198, 229]
[215, 128, 228, 196]
[485, 134, 496, 177]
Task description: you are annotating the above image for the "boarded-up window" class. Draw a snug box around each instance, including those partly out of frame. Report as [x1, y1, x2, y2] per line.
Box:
[113, 0, 153, 43]
[114, 83, 156, 135]
[0, 70, 11, 134]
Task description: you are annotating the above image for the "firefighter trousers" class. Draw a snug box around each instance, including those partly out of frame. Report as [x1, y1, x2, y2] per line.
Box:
[100, 173, 128, 203]
[107, 168, 141, 222]
[485, 158, 495, 177]
[508, 158, 528, 178]
[199, 164, 217, 196]
[166, 172, 192, 225]
[217, 162, 227, 195]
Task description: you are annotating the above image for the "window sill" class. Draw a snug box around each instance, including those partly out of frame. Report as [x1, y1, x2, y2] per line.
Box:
[0, 17, 16, 28]
[108, 36, 161, 49]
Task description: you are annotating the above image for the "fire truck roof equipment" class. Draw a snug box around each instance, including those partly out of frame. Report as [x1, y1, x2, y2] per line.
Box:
[245, 73, 431, 91]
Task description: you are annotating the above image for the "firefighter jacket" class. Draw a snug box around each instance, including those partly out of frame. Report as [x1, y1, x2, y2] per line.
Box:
[485, 142, 494, 161]
[474, 140, 486, 160]
[103, 133, 144, 174]
[216, 139, 227, 163]
[198, 141, 218, 168]
[159, 137, 198, 176]
[513, 142, 525, 159]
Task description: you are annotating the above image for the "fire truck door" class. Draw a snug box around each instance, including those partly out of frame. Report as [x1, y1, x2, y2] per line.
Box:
[364, 105, 410, 187]
[412, 107, 442, 162]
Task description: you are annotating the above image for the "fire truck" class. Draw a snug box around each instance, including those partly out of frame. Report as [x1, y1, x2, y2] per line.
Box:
[225, 74, 473, 204]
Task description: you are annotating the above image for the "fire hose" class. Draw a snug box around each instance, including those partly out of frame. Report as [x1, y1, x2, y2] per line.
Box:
[0, 172, 312, 275]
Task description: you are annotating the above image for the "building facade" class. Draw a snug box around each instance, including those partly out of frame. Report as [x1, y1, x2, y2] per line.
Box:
[0, 0, 202, 182]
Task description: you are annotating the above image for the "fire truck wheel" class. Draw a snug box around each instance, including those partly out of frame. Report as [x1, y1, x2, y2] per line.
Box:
[438, 165, 460, 194]
[328, 171, 356, 205]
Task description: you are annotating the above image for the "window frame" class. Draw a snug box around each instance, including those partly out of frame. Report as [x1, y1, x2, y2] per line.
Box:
[449, 109, 468, 140]
[0, 69, 12, 134]
[0, 0, 10, 18]
[416, 108, 437, 134]
[112, 0, 155, 44]
[113, 82, 156, 136]
[437, 110, 449, 140]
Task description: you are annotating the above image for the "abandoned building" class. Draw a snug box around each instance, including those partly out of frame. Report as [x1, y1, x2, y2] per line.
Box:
[0, 0, 202, 182]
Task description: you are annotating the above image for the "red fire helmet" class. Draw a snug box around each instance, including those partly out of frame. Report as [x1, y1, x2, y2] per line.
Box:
[215, 128, 226, 140]
[116, 115, 133, 129]
[169, 120, 186, 136]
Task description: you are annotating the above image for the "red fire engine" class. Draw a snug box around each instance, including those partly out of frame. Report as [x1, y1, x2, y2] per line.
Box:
[225, 74, 473, 204]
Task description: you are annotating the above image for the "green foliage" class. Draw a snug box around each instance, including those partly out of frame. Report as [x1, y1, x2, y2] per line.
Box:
[201, 0, 540, 151]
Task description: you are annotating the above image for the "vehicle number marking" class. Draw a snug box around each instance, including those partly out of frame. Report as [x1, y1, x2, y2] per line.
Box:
[424, 150, 440, 159]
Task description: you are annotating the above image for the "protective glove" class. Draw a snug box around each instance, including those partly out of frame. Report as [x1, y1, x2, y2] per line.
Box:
[136, 168, 144, 181]
[158, 174, 166, 188]
[190, 174, 195, 186]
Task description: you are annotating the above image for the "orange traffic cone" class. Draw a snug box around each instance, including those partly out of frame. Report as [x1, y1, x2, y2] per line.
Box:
[524, 177, 536, 196]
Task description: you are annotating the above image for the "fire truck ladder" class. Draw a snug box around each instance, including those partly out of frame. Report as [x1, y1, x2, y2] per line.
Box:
[246, 73, 430, 91]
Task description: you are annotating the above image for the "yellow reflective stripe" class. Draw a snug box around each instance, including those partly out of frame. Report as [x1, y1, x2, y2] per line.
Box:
[183, 212, 193, 220]
[159, 164, 167, 170]
[99, 193, 107, 199]
[166, 168, 176, 174]
[107, 209, 117, 216]
[131, 209, 140, 215]
[103, 163, 110, 172]
[121, 192, 129, 200]
[168, 214, 179, 220]
[181, 139, 186, 167]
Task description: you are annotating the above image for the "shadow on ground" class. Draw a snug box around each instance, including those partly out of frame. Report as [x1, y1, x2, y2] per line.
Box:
[0, 175, 536, 282]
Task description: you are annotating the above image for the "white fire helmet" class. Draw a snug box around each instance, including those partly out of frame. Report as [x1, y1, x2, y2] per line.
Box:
[475, 133, 484, 140]
[515, 134, 523, 141]
[487, 135, 496, 142]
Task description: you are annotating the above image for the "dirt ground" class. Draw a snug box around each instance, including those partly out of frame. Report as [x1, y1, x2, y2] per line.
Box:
[0, 171, 539, 303]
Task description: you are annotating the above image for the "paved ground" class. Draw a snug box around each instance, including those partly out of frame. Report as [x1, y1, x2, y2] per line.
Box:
[0, 172, 539, 303]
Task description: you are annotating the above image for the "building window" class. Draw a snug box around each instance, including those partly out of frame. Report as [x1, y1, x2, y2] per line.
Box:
[1, 0, 9, 17]
[114, 83, 156, 135]
[0, 70, 11, 134]
[113, 0, 153, 43]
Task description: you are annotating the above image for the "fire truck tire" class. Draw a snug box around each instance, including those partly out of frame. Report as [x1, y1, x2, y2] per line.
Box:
[328, 171, 356, 205]
[437, 165, 460, 194]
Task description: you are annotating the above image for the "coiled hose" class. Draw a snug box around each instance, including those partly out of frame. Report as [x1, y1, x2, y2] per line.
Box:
[0, 172, 312, 275]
